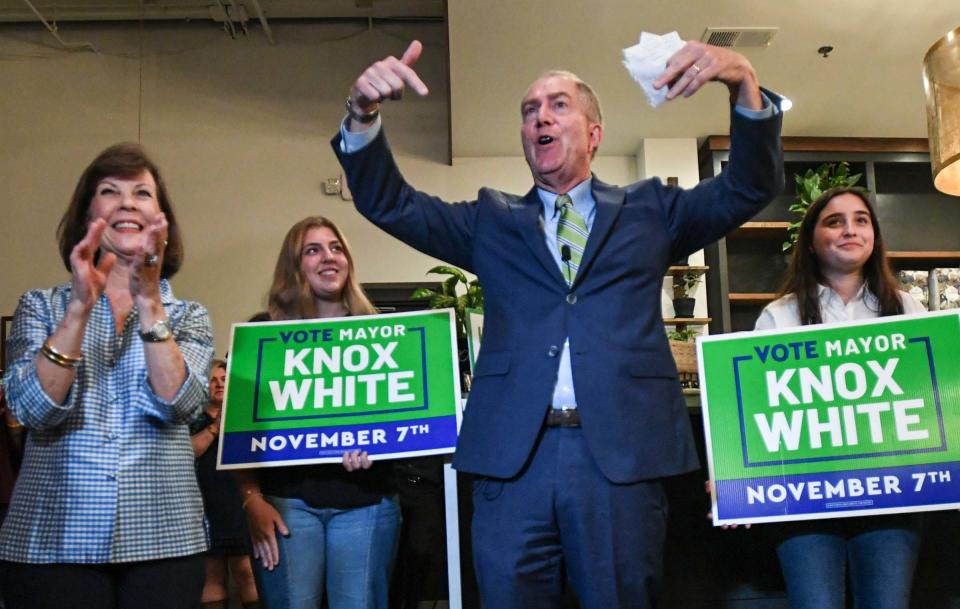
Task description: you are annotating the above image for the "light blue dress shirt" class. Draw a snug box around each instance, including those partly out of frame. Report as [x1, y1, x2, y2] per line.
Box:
[536, 180, 596, 410]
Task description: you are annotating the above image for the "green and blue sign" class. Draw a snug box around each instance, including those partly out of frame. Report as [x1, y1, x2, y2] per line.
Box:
[465, 308, 483, 374]
[699, 310, 960, 524]
[217, 310, 461, 469]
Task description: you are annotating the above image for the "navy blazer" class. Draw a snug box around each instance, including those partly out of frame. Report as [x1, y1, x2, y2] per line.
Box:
[333, 100, 783, 483]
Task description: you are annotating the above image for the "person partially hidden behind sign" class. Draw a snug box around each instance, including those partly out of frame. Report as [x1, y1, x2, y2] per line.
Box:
[754, 186, 926, 609]
[234, 216, 400, 609]
[0, 143, 215, 609]
[191, 359, 260, 609]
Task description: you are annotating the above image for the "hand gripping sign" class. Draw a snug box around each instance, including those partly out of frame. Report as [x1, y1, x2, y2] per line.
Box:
[217, 310, 461, 469]
[700, 310, 960, 525]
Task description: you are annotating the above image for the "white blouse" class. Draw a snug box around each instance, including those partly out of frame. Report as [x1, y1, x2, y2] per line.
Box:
[755, 283, 926, 331]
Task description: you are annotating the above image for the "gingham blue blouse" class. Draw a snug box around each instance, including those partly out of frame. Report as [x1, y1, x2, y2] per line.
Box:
[0, 280, 213, 563]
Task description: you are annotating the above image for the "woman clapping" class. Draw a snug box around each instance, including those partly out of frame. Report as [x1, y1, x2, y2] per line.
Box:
[0, 143, 214, 609]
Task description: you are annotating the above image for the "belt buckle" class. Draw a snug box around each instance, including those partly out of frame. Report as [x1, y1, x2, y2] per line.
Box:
[546, 406, 580, 427]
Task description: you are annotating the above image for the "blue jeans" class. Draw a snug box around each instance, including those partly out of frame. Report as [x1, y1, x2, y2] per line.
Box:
[776, 514, 922, 609]
[255, 495, 401, 609]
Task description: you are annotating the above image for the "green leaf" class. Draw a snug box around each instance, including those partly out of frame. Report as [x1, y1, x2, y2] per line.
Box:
[443, 275, 460, 297]
[411, 288, 436, 299]
[427, 265, 468, 284]
[667, 326, 698, 342]
[414, 266, 484, 338]
[429, 294, 457, 309]
[467, 285, 484, 308]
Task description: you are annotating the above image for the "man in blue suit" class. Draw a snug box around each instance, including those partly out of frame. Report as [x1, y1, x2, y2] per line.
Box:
[333, 39, 783, 609]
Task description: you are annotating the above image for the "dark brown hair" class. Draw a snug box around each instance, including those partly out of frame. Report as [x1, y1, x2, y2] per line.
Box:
[267, 216, 375, 321]
[57, 142, 183, 278]
[778, 186, 903, 325]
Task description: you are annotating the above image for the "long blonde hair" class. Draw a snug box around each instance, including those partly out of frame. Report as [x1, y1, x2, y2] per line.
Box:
[267, 216, 376, 320]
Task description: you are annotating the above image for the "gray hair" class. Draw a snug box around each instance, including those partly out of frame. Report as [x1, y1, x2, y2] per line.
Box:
[535, 70, 603, 126]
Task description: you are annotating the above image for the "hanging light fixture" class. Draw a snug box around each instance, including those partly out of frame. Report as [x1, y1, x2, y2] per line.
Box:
[923, 26, 960, 196]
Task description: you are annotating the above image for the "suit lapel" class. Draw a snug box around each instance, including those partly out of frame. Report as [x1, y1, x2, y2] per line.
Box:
[576, 178, 624, 283]
[509, 188, 567, 284]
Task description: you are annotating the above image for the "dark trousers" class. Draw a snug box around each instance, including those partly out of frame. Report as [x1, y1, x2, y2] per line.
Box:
[470, 426, 668, 609]
[0, 553, 205, 609]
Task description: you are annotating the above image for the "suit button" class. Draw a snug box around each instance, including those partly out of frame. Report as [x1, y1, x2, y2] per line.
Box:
[547, 345, 560, 357]
[566, 293, 577, 304]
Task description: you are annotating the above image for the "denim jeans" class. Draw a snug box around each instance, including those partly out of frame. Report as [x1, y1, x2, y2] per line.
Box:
[776, 514, 922, 609]
[255, 495, 401, 609]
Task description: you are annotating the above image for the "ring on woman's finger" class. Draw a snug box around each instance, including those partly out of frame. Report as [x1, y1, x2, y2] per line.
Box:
[144, 254, 159, 267]
[692, 63, 702, 74]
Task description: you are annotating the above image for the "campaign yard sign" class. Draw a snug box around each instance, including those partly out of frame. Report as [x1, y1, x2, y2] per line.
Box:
[699, 310, 960, 525]
[465, 308, 484, 375]
[217, 310, 461, 469]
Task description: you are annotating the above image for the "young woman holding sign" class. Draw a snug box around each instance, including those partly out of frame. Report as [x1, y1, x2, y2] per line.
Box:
[756, 186, 925, 609]
[235, 216, 400, 609]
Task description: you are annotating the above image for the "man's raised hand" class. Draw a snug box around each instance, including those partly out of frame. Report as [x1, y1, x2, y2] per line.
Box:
[348, 40, 429, 122]
[653, 41, 762, 111]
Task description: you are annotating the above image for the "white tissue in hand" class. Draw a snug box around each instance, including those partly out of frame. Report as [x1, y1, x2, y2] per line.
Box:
[622, 31, 685, 108]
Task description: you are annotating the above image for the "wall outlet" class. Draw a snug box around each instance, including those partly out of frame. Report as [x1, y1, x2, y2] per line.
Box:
[323, 177, 341, 195]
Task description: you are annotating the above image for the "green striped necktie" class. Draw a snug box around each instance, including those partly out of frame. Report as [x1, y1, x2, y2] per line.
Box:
[556, 193, 588, 284]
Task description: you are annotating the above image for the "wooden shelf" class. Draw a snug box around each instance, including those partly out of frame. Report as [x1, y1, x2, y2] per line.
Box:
[726, 255, 960, 304]
[664, 317, 712, 325]
[887, 251, 960, 270]
[698, 137, 958, 335]
[729, 293, 776, 305]
[667, 265, 708, 276]
[731, 221, 791, 239]
[703, 136, 928, 154]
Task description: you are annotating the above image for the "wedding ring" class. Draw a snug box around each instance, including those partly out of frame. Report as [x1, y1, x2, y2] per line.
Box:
[144, 254, 159, 266]
[692, 64, 702, 74]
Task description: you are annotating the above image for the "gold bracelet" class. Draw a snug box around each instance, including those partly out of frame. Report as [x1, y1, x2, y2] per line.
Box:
[5, 419, 23, 429]
[40, 340, 82, 369]
[241, 491, 263, 510]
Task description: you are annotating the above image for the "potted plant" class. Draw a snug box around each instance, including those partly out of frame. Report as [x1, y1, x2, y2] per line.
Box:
[783, 161, 863, 252]
[411, 266, 483, 391]
[410, 266, 484, 340]
[671, 270, 702, 318]
[666, 325, 700, 388]
[667, 326, 698, 342]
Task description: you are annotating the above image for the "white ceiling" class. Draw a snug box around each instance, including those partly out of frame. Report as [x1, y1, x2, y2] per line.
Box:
[447, 0, 959, 157]
[2, 0, 956, 157]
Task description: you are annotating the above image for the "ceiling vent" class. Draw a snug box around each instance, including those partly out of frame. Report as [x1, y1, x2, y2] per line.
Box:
[701, 27, 778, 48]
